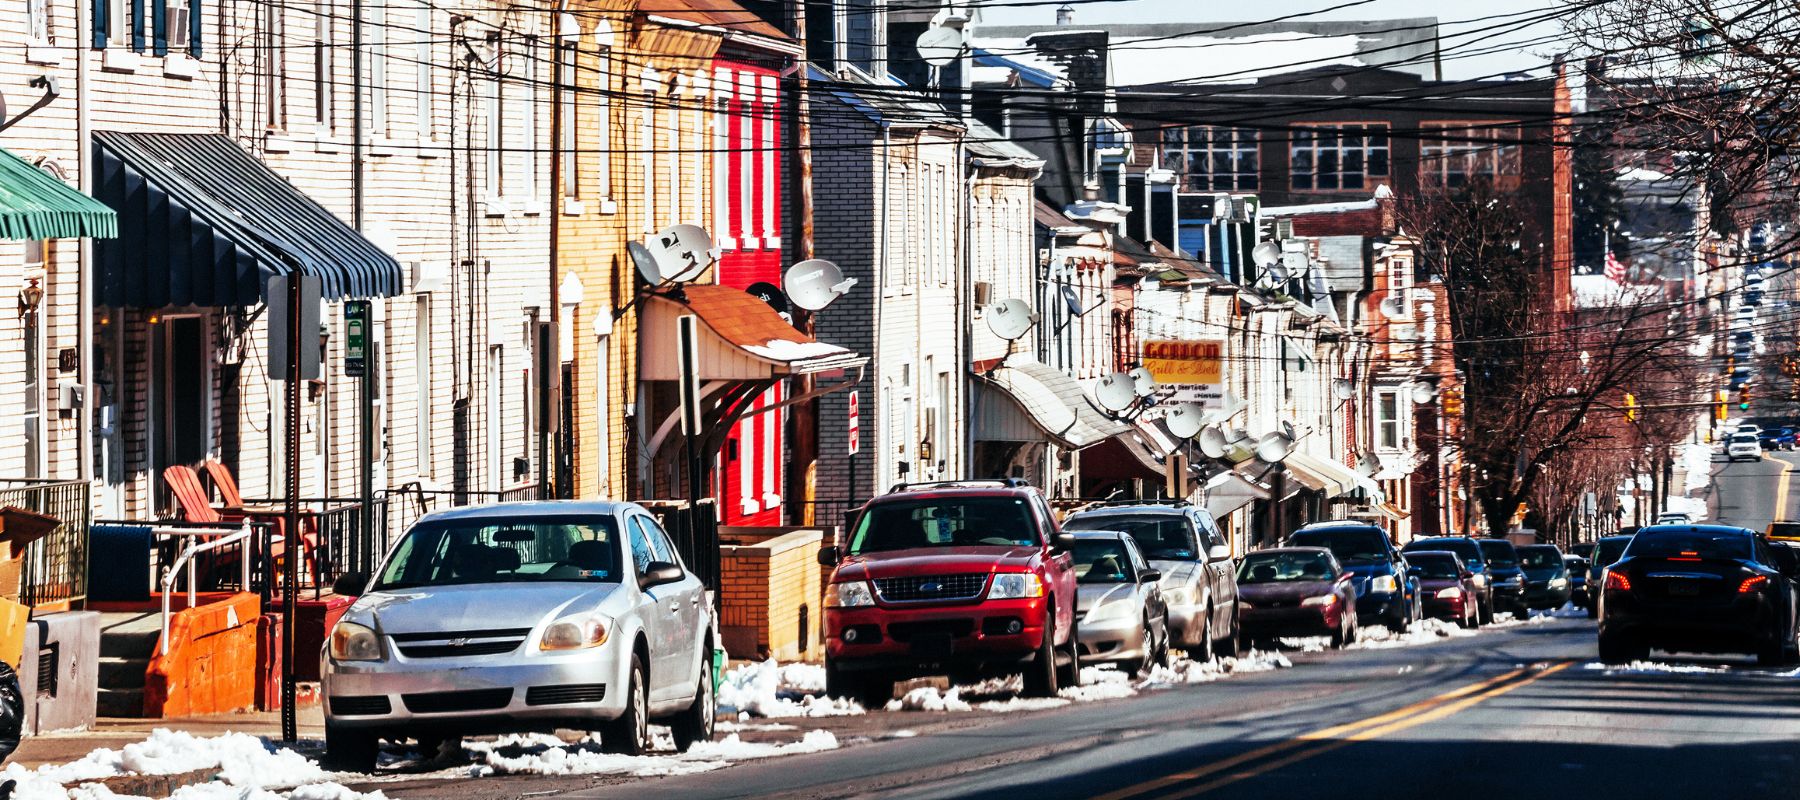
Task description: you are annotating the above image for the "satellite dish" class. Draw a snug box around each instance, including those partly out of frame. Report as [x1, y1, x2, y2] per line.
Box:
[1093, 373, 1137, 412]
[1379, 297, 1406, 319]
[1356, 452, 1380, 477]
[915, 26, 964, 67]
[1411, 381, 1438, 405]
[985, 298, 1039, 341]
[1127, 367, 1159, 397]
[745, 281, 790, 317]
[1332, 378, 1355, 400]
[627, 241, 663, 286]
[1060, 284, 1085, 318]
[1198, 426, 1229, 459]
[645, 224, 716, 284]
[1256, 431, 1295, 464]
[783, 259, 857, 311]
[1164, 403, 1206, 439]
[1265, 263, 1292, 284]
[1252, 240, 1283, 268]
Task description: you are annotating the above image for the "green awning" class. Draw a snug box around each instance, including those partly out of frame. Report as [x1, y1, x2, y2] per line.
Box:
[0, 147, 116, 241]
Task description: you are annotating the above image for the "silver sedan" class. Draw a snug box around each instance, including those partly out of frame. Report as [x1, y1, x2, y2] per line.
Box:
[1071, 531, 1169, 675]
[320, 501, 717, 771]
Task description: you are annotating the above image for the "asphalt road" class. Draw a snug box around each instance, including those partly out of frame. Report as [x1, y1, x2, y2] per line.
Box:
[1711, 449, 1800, 531]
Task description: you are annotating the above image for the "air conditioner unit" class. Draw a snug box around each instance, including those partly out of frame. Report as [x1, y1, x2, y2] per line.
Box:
[973, 281, 993, 307]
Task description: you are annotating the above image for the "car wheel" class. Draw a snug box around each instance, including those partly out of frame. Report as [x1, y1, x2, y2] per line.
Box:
[1330, 614, 1351, 649]
[1057, 615, 1082, 689]
[1479, 598, 1496, 625]
[1218, 602, 1241, 658]
[413, 736, 461, 764]
[322, 724, 380, 773]
[1152, 617, 1172, 669]
[671, 650, 716, 752]
[1023, 609, 1062, 698]
[1189, 606, 1216, 663]
[1598, 631, 1647, 664]
[602, 653, 651, 755]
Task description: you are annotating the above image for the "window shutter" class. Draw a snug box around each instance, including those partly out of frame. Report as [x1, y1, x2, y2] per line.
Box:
[152, 0, 167, 55]
[92, 0, 108, 48]
[132, 0, 145, 51]
[188, 0, 200, 56]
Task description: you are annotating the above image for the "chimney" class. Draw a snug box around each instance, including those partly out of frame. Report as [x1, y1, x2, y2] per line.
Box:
[1056, 4, 1074, 25]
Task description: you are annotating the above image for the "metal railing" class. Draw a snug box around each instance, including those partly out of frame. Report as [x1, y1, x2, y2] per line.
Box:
[154, 524, 254, 654]
[0, 479, 91, 608]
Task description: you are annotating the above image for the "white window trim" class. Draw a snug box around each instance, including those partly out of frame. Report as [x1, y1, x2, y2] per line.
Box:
[1375, 388, 1404, 451]
[688, 71, 708, 232]
[265, 2, 286, 130]
[314, 0, 334, 136]
[668, 77, 686, 224]
[368, 0, 388, 136]
[637, 70, 661, 234]
[26, 0, 61, 65]
[737, 407, 755, 516]
[760, 75, 779, 249]
[592, 42, 613, 210]
[484, 65, 507, 208]
[517, 42, 539, 207]
[415, 2, 434, 142]
[761, 384, 780, 510]
[713, 68, 735, 249]
[738, 71, 756, 246]
[558, 39, 579, 205]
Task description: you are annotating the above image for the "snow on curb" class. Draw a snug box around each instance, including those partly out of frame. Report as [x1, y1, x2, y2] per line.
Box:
[3, 729, 386, 800]
[718, 660, 865, 718]
[465, 730, 841, 778]
[1682, 442, 1714, 494]
[1581, 660, 1731, 675]
[884, 650, 1295, 712]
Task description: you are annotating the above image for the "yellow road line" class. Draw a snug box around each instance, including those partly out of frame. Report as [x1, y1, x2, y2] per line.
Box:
[1089, 668, 1528, 800]
[1776, 459, 1793, 523]
[1153, 663, 1571, 800]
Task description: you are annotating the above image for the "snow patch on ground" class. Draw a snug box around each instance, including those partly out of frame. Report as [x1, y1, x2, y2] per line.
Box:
[1346, 618, 1479, 649]
[3, 729, 377, 800]
[886, 650, 1294, 712]
[464, 730, 841, 779]
[1683, 442, 1714, 494]
[1139, 650, 1292, 686]
[1582, 660, 1731, 675]
[717, 659, 865, 718]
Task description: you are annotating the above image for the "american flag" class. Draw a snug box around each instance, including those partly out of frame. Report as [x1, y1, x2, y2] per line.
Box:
[1604, 250, 1627, 284]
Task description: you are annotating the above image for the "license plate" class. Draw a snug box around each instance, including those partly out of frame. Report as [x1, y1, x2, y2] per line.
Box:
[1667, 583, 1700, 597]
[911, 633, 954, 658]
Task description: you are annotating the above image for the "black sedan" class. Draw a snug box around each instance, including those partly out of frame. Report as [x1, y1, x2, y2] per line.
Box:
[1599, 525, 1800, 666]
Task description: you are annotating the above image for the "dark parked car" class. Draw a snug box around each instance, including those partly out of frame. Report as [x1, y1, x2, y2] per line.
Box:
[1287, 522, 1419, 631]
[1405, 551, 1479, 627]
[1479, 540, 1529, 617]
[1063, 502, 1240, 660]
[1069, 531, 1169, 675]
[1587, 534, 1636, 619]
[1237, 547, 1359, 648]
[1518, 544, 1571, 610]
[1566, 555, 1592, 608]
[1599, 525, 1800, 665]
[1770, 522, 1800, 542]
[1571, 542, 1596, 561]
[1404, 537, 1495, 625]
[1758, 428, 1796, 451]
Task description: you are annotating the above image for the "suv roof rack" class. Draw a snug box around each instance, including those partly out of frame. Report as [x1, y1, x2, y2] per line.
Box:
[1089, 498, 1190, 508]
[886, 478, 1034, 494]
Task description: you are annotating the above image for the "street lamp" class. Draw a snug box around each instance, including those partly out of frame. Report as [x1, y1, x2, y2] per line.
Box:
[1257, 429, 1296, 546]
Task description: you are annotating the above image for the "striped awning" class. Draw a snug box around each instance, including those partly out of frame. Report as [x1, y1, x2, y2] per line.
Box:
[93, 131, 402, 308]
[0, 147, 116, 241]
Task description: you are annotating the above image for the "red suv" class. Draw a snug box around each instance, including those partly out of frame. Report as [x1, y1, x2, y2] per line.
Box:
[818, 480, 1081, 706]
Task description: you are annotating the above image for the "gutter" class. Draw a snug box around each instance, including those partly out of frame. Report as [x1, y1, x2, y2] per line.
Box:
[76, 0, 93, 485]
[871, 122, 890, 499]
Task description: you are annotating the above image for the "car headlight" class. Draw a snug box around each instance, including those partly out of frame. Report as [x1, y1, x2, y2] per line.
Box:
[1301, 594, 1339, 607]
[827, 581, 876, 608]
[1370, 575, 1399, 593]
[1160, 585, 1196, 606]
[1436, 587, 1463, 599]
[540, 613, 612, 651]
[329, 622, 383, 662]
[1549, 577, 1568, 588]
[1470, 573, 1488, 588]
[1085, 599, 1133, 621]
[988, 573, 1044, 600]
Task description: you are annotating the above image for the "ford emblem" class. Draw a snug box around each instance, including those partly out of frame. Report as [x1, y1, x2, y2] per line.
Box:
[921, 582, 942, 593]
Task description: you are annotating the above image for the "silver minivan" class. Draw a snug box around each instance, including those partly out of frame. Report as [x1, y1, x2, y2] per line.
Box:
[321, 501, 716, 770]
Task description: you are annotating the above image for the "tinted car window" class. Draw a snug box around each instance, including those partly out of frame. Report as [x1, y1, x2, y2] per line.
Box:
[1073, 539, 1134, 584]
[1593, 537, 1631, 568]
[1408, 553, 1462, 579]
[1237, 551, 1338, 583]
[376, 517, 622, 589]
[1517, 546, 1562, 569]
[1479, 541, 1520, 567]
[1288, 528, 1391, 565]
[850, 497, 1039, 554]
[1405, 538, 1484, 568]
[1769, 522, 1800, 538]
[1065, 514, 1199, 560]
[1626, 529, 1753, 561]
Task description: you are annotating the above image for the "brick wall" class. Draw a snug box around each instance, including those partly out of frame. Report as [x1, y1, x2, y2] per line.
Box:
[718, 528, 823, 662]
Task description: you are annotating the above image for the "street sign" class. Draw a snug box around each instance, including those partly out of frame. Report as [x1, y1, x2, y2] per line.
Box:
[344, 300, 369, 378]
[1143, 338, 1225, 407]
[847, 390, 860, 456]
[267, 274, 321, 381]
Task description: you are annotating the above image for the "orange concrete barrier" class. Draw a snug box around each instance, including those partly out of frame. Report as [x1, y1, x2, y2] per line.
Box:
[144, 593, 261, 717]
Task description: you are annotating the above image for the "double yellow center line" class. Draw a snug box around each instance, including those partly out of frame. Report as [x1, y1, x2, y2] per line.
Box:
[1094, 662, 1573, 800]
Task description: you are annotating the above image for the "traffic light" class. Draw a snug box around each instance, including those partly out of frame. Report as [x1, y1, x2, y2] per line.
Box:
[1624, 392, 1638, 422]
[1716, 389, 1730, 421]
[1740, 387, 1753, 411]
[1441, 387, 1463, 417]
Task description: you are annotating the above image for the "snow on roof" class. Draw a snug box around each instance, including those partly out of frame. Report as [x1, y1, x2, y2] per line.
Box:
[1616, 166, 1671, 182]
[970, 40, 1069, 87]
[1108, 31, 1367, 87]
[1262, 198, 1381, 217]
[1571, 273, 1665, 309]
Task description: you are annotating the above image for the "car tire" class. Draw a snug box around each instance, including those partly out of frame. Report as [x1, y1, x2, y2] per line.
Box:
[602, 653, 651, 755]
[670, 650, 715, 753]
[1023, 608, 1061, 698]
[1057, 615, 1082, 689]
[1190, 606, 1216, 663]
[1598, 631, 1647, 664]
[1152, 616, 1171, 670]
[322, 724, 380, 773]
[1480, 597, 1495, 626]
[1218, 603, 1241, 659]
[414, 736, 461, 764]
[825, 661, 893, 709]
[1330, 614, 1351, 649]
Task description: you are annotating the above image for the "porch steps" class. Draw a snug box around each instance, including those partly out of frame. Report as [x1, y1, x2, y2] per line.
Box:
[97, 612, 161, 718]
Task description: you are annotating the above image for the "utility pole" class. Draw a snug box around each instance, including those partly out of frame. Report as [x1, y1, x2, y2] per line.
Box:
[280, 277, 304, 744]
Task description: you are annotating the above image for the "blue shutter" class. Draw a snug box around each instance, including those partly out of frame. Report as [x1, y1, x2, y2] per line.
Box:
[131, 0, 145, 51]
[188, 0, 201, 57]
[92, 0, 108, 48]
[151, 0, 167, 56]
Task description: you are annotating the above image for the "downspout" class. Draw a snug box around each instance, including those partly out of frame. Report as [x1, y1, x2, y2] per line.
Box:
[958, 136, 972, 480]
[77, 0, 93, 485]
[545, 2, 568, 499]
[872, 122, 890, 499]
[351, 0, 364, 229]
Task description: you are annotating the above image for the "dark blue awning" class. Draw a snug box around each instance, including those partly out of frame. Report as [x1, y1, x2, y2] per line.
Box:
[93, 131, 402, 308]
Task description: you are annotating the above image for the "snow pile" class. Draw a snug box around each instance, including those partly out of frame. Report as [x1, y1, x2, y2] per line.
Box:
[1582, 660, 1730, 675]
[887, 686, 974, 713]
[1684, 442, 1714, 493]
[1348, 618, 1478, 649]
[1664, 495, 1707, 521]
[467, 730, 840, 778]
[717, 659, 864, 718]
[1058, 667, 1138, 702]
[1140, 650, 1293, 686]
[1487, 612, 1555, 628]
[3, 729, 373, 800]
[1531, 603, 1589, 620]
[887, 651, 1295, 712]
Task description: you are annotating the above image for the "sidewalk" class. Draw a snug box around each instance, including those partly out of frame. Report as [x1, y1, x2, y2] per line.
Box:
[10, 707, 325, 769]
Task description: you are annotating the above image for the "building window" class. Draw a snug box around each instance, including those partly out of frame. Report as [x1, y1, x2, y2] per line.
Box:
[593, 334, 610, 490]
[1421, 122, 1522, 190]
[368, 0, 387, 135]
[760, 75, 777, 247]
[557, 39, 578, 200]
[712, 71, 731, 247]
[667, 83, 683, 223]
[21, 243, 46, 479]
[414, 295, 432, 477]
[639, 71, 658, 233]
[738, 72, 755, 245]
[517, 41, 538, 202]
[28, 0, 51, 43]
[265, 2, 285, 129]
[486, 54, 507, 195]
[1162, 126, 1259, 191]
[314, 0, 333, 133]
[592, 41, 611, 200]
[106, 0, 129, 47]
[1290, 123, 1389, 191]
[415, 2, 432, 139]
[1376, 389, 1403, 450]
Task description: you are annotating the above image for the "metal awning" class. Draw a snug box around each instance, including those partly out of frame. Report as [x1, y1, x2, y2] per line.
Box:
[973, 360, 1131, 450]
[1284, 451, 1361, 497]
[0, 148, 116, 241]
[640, 285, 866, 381]
[93, 131, 403, 307]
[1205, 470, 1270, 519]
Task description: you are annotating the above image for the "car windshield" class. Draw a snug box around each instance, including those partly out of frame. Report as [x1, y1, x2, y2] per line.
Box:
[1289, 528, 1390, 564]
[1518, 547, 1562, 569]
[1064, 514, 1198, 560]
[1406, 539, 1483, 567]
[1626, 530, 1753, 561]
[1769, 522, 1800, 538]
[1072, 539, 1135, 584]
[1238, 551, 1338, 583]
[1479, 542, 1520, 567]
[374, 517, 622, 589]
[1594, 538, 1631, 568]
[1409, 555, 1461, 579]
[1731, 434, 1757, 443]
[848, 497, 1039, 554]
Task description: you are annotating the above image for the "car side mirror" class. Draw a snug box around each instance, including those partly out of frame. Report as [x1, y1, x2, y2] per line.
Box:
[331, 571, 369, 598]
[1051, 532, 1078, 552]
[1139, 568, 1162, 584]
[639, 561, 684, 590]
[1208, 545, 1232, 562]
[817, 545, 841, 567]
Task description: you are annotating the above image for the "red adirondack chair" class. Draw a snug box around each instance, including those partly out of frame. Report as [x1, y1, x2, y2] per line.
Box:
[163, 463, 315, 591]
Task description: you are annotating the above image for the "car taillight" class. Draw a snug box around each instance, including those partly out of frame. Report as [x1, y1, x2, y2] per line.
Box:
[1739, 575, 1769, 593]
[1605, 571, 1632, 592]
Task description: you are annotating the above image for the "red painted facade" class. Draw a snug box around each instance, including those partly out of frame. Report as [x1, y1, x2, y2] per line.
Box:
[713, 57, 785, 526]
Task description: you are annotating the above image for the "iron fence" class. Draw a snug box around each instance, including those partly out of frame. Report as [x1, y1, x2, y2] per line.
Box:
[0, 479, 90, 608]
[640, 499, 720, 591]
